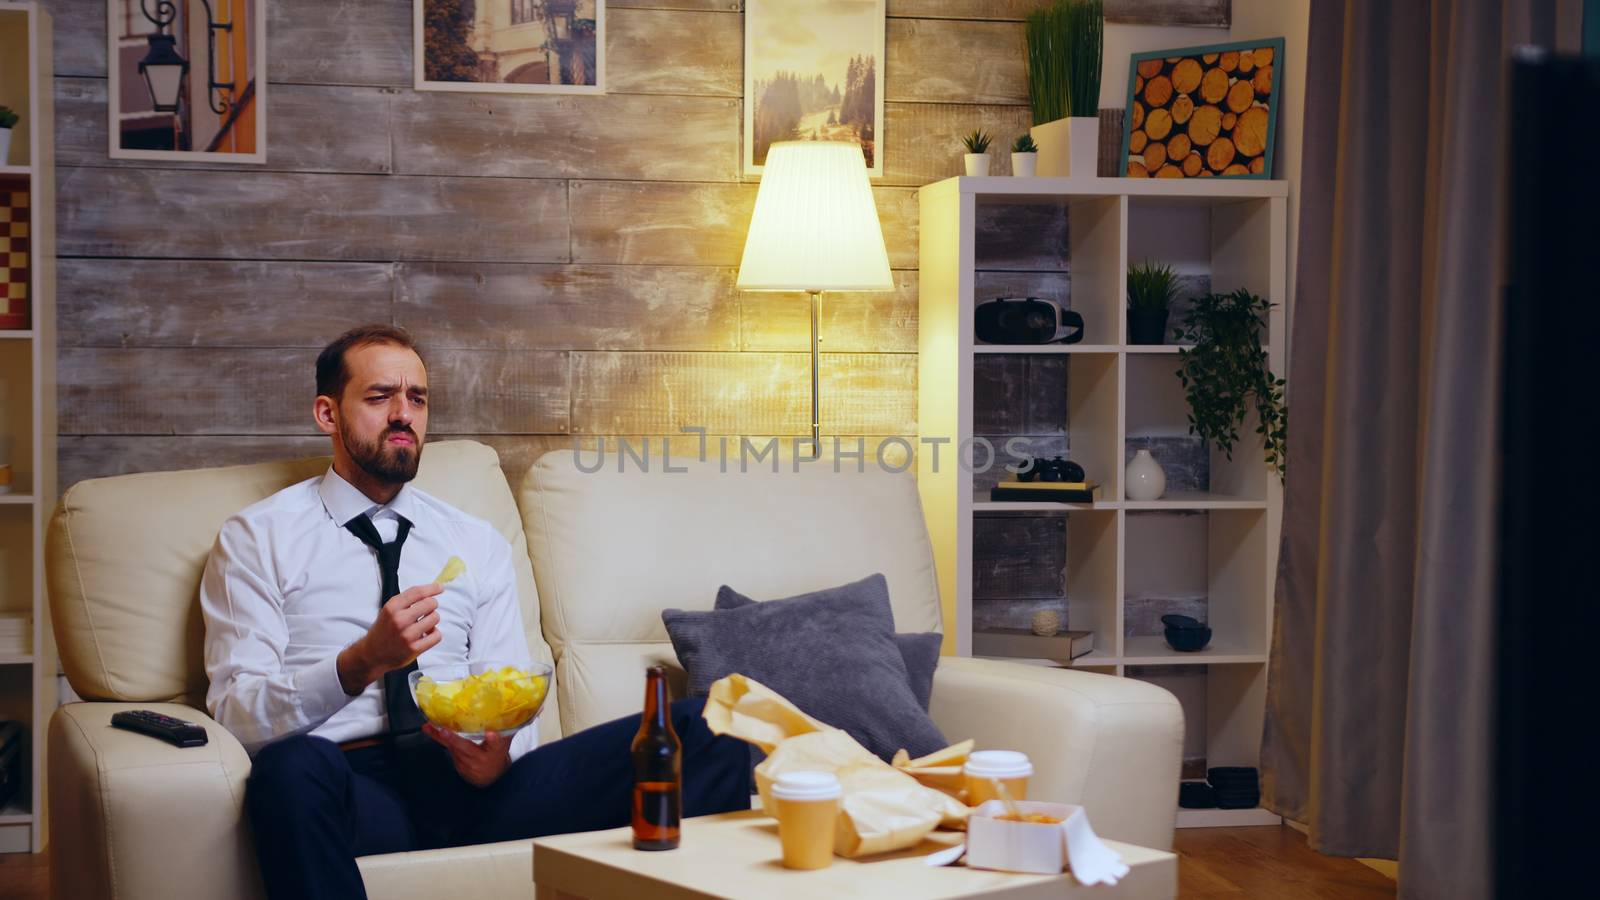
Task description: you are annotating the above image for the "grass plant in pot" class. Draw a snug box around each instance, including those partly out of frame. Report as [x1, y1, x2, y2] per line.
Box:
[1026, 0, 1103, 177]
[1011, 134, 1039, 177]
[1127, 260, 1180, 344]
[961, 129, 993, 176]
[1175, 288, 1288, 476]
[0, 106, 17, 166]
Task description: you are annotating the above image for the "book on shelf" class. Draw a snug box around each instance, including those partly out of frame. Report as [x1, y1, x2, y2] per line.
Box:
[0, 614, 30, 655]
[989, 481, 1099, 503]
[973, 628, 1096, 662]
[0, 721, 21, 809]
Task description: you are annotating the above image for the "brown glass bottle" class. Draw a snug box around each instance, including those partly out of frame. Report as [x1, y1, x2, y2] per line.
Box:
[631, 665, 682, 850]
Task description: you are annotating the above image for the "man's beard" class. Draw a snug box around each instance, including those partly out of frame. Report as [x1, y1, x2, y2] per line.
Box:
[343, 420, 422, 484]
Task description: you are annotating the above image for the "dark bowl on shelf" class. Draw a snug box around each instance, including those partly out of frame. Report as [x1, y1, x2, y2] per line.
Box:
[1179, 781, 1218, 809]
[1161, 614, 1204, 630]
[1164, 625, 1212, 652]
[1207, 766, 1260, 786]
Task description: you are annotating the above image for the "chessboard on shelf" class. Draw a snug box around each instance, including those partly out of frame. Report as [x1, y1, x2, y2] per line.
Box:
[0, 179, 27, 331]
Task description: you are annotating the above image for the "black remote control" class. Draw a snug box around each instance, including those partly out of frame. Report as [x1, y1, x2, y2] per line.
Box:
[111, 710, 209, 748]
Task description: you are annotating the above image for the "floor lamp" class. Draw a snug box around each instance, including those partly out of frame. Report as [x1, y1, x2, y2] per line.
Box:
[736, 141, 894, 458]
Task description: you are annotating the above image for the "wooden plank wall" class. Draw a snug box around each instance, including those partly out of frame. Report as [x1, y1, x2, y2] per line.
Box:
[44, 0, 1227, 492]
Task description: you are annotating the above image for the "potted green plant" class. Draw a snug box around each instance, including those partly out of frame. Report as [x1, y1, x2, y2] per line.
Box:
[961, 130, 993, 176]
[1174, 288, 1288, 476]
[1126, 260, 1180, 344]
[1011, 134, 1038, 177]
[1026, 0, 1103, 177]
[0, 106, 17, 166]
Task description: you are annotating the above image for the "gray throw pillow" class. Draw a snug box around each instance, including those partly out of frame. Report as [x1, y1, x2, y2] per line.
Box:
[715, 586, 942, 711]
[662, 574, 948, 761]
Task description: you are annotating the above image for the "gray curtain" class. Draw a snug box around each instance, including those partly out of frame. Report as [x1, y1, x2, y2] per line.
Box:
[1262, 1, 1566, 897]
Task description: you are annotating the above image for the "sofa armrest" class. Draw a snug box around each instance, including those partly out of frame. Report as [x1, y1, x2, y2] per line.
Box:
[928, 657, 1184, 849]
[49, 702, 265, 900]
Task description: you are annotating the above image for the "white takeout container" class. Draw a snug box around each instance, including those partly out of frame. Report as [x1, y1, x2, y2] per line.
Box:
[965, 800, 1078, 875]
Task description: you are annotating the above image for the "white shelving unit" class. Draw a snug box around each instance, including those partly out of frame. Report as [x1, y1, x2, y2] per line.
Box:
[918, 175, 1286, 829]
[0, 0, 56, 855]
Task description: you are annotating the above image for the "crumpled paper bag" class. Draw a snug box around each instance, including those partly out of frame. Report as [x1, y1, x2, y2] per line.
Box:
[892, 741, 977, 799]
[703, 673, 971, 857]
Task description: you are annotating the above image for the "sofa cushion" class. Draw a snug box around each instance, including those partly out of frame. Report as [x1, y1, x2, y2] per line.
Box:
[714, 586, 942, 711]
[521, 449, 943, 734]
[662, 574, 948, 760]
[46, 440, 563, 745]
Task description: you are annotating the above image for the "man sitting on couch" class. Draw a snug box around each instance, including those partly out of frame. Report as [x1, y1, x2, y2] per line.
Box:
[200, 325, 750, 900]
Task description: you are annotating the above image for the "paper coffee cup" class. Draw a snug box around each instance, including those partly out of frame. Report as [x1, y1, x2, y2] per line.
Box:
[964, 750, 1033, 807]
[771, 771, 842, 870]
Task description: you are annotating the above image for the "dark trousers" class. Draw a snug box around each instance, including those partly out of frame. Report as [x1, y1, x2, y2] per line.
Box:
[245, 697, 751, 900]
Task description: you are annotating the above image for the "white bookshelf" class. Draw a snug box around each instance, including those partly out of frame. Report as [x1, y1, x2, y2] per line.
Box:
[0, 1, 55, 855]
[918, 174, 1286, 828]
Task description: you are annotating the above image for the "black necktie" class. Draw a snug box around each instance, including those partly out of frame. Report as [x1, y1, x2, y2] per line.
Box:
[343, 513, 426, 736]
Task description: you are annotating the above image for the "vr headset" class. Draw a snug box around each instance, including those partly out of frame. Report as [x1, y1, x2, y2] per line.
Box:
[975, 297, 1085, 345]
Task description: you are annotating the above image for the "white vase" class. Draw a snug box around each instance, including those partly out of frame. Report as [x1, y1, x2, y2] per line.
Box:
[963, 153, 991, 177]
[1125, 449, 1167, 501]
[1011, 151, 1037, 177]
[0, 128, 11, 166]
[1030, 116, 1100, 178]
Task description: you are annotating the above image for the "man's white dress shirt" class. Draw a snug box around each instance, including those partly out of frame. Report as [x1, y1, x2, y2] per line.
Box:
[201, 468, 540, 760]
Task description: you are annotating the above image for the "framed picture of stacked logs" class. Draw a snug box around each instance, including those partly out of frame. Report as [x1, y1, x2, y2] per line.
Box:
[1117, 38, 1284, 179]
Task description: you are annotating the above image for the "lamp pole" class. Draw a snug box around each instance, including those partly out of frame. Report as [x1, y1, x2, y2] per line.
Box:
[808, 290, 822, 460]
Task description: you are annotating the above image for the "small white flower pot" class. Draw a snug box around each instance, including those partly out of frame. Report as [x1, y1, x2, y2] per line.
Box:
[0, 128, 12, 166]
[1011, 151, 1037, 177]
[963, 153, 991, 177]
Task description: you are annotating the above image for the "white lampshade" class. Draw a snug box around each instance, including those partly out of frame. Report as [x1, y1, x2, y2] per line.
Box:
[737, 141, 894, 292]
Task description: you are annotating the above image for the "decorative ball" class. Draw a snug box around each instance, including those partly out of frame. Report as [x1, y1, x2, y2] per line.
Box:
[1031, 610, 1062, 636]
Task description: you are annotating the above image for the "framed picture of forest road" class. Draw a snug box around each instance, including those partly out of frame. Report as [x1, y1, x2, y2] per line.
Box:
[1119, 38, 1284, 179]
[415, 1, 604, 94]
[745, 0, 885, 178]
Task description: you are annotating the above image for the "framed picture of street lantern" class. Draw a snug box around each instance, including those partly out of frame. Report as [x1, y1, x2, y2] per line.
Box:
[1118, 38, 1284, 179]
[744, 0, 885, 178]
[107, 0, 267, 162]
[415, 1, 606, 94]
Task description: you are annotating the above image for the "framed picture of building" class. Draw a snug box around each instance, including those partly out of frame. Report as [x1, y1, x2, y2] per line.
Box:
[744, 0, 885, 178]
[107, 0, 267, 162]
[415, 1, 605, 95]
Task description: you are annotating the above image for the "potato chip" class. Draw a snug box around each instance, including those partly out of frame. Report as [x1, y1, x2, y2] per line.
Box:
[434, 556, 467, 585]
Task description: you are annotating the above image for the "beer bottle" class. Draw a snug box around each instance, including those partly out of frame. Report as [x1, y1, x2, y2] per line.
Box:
[631, 665, 682, 850]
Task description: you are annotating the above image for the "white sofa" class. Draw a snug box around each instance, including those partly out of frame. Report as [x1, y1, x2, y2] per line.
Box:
[45, 440, 1183, 900]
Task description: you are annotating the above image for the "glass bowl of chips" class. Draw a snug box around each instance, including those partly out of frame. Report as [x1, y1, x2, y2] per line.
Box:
[408, 661, 552, 739]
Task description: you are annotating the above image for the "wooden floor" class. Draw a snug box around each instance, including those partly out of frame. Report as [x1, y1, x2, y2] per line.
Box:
[0, 824, 1393, 899]
[0, 849, 46, 900]
[1173, 826, 1397, 898]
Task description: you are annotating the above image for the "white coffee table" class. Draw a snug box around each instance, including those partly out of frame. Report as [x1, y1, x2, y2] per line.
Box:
[532, 810, 1176, 899]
